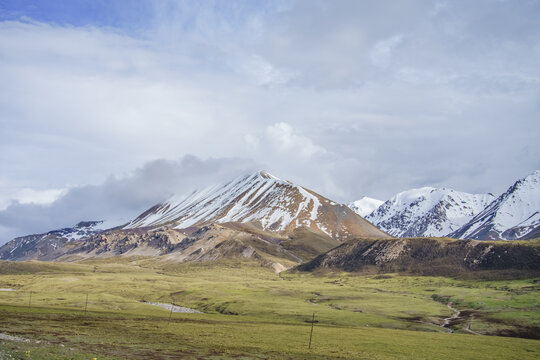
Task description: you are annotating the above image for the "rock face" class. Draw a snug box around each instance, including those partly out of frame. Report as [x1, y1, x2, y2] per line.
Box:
[365, 188, 494, 238]
[125, 171, 389, 242]
[0, 221, 104, 261]
[451, 170, 540, 240]
[297, 238, 540, 275]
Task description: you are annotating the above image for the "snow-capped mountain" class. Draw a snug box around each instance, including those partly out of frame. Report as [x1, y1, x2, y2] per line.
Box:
[348, 197, 384, 217]
[0, 171, 388, 263]
[0, 221, 105, 261]
[365, 188, 494, 237]
[126, 171, 388, 241]
[451, 170, 540, 240]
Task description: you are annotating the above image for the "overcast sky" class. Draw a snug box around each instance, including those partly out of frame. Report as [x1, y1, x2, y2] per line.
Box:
[1, 0, 539, 243]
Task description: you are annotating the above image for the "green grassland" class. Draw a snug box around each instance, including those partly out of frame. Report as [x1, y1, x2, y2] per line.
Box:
[0, 259, 539, 359]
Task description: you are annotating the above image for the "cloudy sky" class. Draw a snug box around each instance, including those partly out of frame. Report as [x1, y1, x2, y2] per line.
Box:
[1, 0, 539, 243]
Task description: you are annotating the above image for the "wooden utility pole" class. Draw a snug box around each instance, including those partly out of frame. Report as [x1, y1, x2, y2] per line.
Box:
[84, 294, 89, 314]
[308, 312, 316, 349]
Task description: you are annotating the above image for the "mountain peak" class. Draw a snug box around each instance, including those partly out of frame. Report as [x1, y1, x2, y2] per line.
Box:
[451, 169, 540, 240]
[257, 170, 280, 181]
[125, 172, 389, 241]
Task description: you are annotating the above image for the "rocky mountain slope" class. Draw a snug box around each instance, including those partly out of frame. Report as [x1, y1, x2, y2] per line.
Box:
[297, 237, 540, 276]
[2, 222, 341, 272]
[126, 171, 388, 241]
[348, 197, 383, 217]
[451, 170, 540, 240]
[364, 188, 494, 238]
[57, 224, 316, 271]
[0, 221, 105, 261]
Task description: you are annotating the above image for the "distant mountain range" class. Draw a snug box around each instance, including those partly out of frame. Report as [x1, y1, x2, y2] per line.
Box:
[364, 188, 494, 238]
[1, 170, 538, 270]
[0, 171, 388, 266]
[350, 170, 540, 241]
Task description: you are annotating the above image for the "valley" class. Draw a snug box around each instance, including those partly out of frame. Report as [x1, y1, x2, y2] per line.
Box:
[0, 259, 539, 359]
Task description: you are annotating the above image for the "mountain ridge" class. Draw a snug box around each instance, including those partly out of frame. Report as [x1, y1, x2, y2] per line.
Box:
[451, 170, 540, 240]
[363, 187, 494, 238]
[297, 237, 540, 276]
[350, 170, 540, 240]
[0, 221, 105, 261]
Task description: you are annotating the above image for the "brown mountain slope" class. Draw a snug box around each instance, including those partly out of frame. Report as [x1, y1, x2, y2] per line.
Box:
[51, 223, 339, 271]
[297, 237, 540, 277]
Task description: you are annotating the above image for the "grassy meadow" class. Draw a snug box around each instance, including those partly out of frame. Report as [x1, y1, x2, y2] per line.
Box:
[0, 258, 538, 359]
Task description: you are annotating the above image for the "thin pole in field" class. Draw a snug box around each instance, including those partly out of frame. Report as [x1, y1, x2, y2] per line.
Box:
[308, 312, 315, 350]
[84, 293, 89, 314]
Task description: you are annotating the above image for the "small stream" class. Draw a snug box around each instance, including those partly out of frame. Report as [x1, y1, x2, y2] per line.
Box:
[441, 303, 479, 335]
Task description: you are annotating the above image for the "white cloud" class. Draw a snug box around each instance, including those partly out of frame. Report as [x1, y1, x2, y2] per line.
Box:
[264, 122, 327, 158]
[11, 188, 67, 207]
[242, 55, 297, 86]
[395, 67, 458, 85]
[0, 188, 67, 211]
[370, 34, 403, 68]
